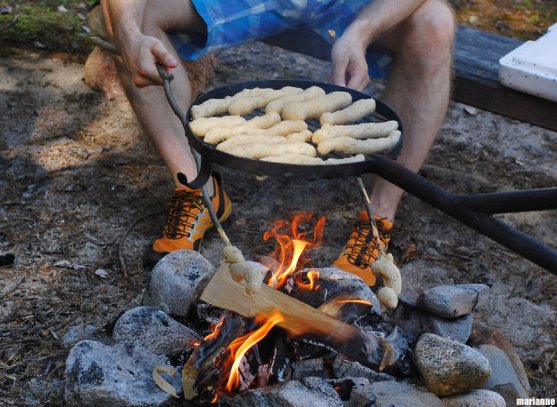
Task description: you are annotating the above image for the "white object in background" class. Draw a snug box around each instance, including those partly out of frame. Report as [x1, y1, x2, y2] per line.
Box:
[499, 23, 557, 102]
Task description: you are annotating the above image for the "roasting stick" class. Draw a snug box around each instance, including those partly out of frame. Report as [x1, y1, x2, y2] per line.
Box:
[356, 177, 386, 258]
[355, 177, 402, 309]
[195, 151, 233, 247]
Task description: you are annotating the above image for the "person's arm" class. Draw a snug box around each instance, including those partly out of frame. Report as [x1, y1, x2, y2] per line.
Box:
[332, 0, 426, 90]
[102, 0, 178, 87]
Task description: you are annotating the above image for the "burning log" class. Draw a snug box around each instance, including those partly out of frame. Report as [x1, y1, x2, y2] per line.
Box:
[200, 265, 398, 372]
[291, 358, 327, 380]
[182, 312, 246, 401]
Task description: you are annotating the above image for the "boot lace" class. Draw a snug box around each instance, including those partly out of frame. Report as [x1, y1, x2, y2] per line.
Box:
[345, 218, 391, 267]
[163, 190, 205, 239]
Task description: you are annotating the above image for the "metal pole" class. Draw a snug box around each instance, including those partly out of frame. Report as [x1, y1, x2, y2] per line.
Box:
[453, 188, 557, 213]
[368, 156, 557, 274]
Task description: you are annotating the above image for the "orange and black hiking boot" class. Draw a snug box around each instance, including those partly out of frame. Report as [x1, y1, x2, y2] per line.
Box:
[332, 211, 393, 286]
[146, 172, 232, 266]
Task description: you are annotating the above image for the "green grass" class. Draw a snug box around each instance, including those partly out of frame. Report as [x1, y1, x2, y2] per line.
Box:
[0, 4, 93, 55]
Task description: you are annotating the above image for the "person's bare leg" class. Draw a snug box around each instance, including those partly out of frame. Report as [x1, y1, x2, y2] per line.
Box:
[371, 0, 455, 221]
[103, 0, 211, 190]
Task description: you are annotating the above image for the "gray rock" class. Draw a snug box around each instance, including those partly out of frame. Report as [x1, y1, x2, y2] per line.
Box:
[414, 333, 491, 397]
[442, 389, 506, 407]
[417, 284, 490, 319]
[112, 306, 201, 357]
[476, 344, 529, 405]
[230, 379, 343, 407]
[61, 324, 100, 349]
[467, 326, 531, 394]
[394, 300, 473, 343]
[142, 250, 214, 316]
[338, 377, 377, 407]
[369, 380, 445, 407]
[477, 284, 555, 362]
[65, 340, 178, 406]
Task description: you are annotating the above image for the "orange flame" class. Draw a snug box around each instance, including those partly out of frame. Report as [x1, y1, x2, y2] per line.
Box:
[263, 212, 326, 289]
[225, 311, 284, 392]
[295, 270, 320, 290]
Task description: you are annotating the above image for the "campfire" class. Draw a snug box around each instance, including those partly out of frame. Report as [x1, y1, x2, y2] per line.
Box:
[64, 211, 523, 407]
[178, 212, 402, 404]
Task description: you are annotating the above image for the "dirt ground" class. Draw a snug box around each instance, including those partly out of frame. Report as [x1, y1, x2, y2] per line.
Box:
[1, 3, 557, 406]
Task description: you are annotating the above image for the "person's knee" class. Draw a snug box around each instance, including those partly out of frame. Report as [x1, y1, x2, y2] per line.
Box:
[143, 0, 204, 35]
[407, 0, 456, 58]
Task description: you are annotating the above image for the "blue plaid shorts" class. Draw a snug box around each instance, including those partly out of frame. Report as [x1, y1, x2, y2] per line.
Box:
[169, 0, 392, 79]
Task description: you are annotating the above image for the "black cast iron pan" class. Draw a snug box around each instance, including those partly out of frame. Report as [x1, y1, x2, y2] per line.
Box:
[158, 70, 403, 189]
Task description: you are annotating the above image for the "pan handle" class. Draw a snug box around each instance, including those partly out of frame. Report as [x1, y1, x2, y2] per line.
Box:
[156, 63, 212, 189]
[176, 150, 213, 190]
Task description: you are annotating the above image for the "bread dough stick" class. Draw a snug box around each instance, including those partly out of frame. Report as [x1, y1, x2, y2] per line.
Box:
[266, 120, 308, 136]
[312, 120, 399, 143]
[203, 113, 281, 144]
[228, 86, 302, 116]
[216, 134, 288, 150]
[205, 119, 308, 144]
[190, 96, 232, 120]
[261, 154, 325, 165]
[189, 115, 246, 137]
[286, 129, 313, 143]
[265, 86, 326, 114]
[219, 142, 317, 160]
[190, 87, 271, 119]
[261, 153, 365, 165]
[282, 91, 352, 121]
[324, 154, 366, 165]
[320, 98, 376, 125]
[317, 130, 401, 155]
[203, 112, 280, 143]
[246, 112, 282, 128]
[204, 125, 262, 144]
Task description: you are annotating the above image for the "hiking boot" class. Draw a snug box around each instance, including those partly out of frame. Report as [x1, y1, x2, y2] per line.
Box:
[146, 172, 232, 266]
[332, 211, 393, 286]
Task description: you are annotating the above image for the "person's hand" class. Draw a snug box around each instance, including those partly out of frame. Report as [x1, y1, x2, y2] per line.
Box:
[114, 25, 178, 88]
[331, 30, 370, 91]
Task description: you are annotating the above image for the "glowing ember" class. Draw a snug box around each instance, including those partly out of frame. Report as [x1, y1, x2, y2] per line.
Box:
[336, 299, 373, 306]
[225, 311, 284, 392]
[264, 212, 326, 289]
[203, 317, 225, 341]
[295, 270, 321, 290]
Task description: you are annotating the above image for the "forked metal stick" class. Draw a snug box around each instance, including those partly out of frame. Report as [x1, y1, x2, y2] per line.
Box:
[356, 177, 386, 257]
[193, 150, 233, 247]
[156, 62, 233, 248]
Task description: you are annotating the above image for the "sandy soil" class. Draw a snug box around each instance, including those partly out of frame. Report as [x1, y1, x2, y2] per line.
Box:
[0, 41, 556, 405]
